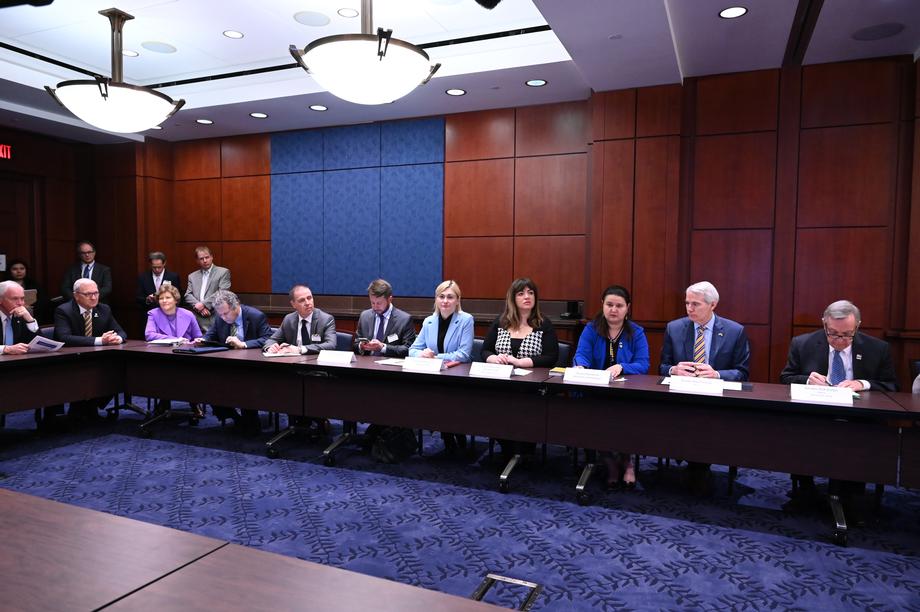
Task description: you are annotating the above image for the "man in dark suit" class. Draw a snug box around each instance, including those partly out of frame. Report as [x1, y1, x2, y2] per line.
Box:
[353, 279, 416, 357]
[0, 280, 39, 355]
[199, 289, 271, 434]
[660, 281, 751, 494]
[780, 299, 898, 518]
[136, 251, 181, 312]
[263, 284, 336, 355]
[54, 278, 127, 421]
[61, 241, 113, 302]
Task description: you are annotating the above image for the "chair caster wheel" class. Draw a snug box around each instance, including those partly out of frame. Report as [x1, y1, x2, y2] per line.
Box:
[323, 455, 335, 467]
[106, 410, 119, 422]
[576, 492, 590, 506]
[266, 447, 280, 459]
[139, 428, 152, 439]
[189, 418, 199, 426]
[499, 481, 510, 493]
[833, 530, 847, 547]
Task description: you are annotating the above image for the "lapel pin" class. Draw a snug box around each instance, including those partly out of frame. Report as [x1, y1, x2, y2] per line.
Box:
[856, 354, 862, 360]
[718, 332, 724, 337]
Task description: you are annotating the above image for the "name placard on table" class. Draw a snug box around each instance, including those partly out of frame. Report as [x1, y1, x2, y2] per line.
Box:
[403, 356, 444, 374]
[790, 383, 854, 406]
[668, 375, 724, 396]
[563, 367, 611, 386]
[468, 362, 513, 380]
[316, 350, 356, 366]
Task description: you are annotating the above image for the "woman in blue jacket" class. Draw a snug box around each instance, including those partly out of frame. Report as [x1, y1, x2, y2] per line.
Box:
[409, 279, 474, 452]
[573, 285, 650, 488]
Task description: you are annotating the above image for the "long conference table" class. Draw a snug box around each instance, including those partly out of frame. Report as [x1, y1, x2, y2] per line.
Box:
[2, 341, 918, 544]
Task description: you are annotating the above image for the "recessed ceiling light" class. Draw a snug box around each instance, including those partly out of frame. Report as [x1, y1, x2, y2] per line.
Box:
[719, 6, 747, 19]
[122, 49, 139, 57]
[249, 112, 268, 119]
[196, 119, 213, 125]
[337, 8, 359, 18]
[309, 104, 328, 112]
[445, 88, 466, 96]
[141, 41, 177, 54]
[295, 11, 331, 26]
[150, 125, 162, 130]
[851, 22, 905, 41]
[223, 30, 244, 39]
[525, 79, 547, 87]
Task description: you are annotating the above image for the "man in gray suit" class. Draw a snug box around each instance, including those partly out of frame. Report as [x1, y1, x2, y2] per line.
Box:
[183, 245, 230, 332]
[263, 284, 336, 355]
[353, 279, 416, 357]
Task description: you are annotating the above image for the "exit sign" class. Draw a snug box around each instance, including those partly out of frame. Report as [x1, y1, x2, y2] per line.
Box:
[0, 144, 10, 159]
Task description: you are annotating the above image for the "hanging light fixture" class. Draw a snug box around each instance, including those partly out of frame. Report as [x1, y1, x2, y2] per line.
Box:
[289, 0, 440, 105]
[45, 8, 184, 133]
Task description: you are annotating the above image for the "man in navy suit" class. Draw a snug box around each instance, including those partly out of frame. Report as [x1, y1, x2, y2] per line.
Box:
[199, 289, 271, 434]
[660, 281, 751, 494]
[135, 251, 181, 312]
[780, 299, 897, 519]
[60, 241, 113, 303]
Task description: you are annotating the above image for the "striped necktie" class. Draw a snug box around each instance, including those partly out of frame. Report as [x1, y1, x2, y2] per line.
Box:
[692, 325, 706, 363]
[83, 310, 93, 337]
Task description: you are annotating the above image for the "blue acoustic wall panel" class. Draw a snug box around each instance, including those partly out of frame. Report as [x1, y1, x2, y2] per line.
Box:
[270, 131, 323, 174]
[381, 117, 445, 166]
[380, 164, 443, 297]
[323, 168, 380, 294]
[323, 124, 381, 170]
[271, 172, 325, 293]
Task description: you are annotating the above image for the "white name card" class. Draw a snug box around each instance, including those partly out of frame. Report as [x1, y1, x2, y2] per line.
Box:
[669, 375, 724, 395]
[563, 367, 611, 386]
[790, 383, 854, 406]
[316, 350, 356, 366]
[403, 356, 444, 374]
[469, 362, 513, 380]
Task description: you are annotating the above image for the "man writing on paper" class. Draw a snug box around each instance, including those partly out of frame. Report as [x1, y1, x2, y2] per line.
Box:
[779, 299, 898, 518]
[659, 280, 751, 495]
[184, 245, 230, 332]
[54, 278, 127, 422]
[198, 289, 271, 435]
[136, 251, 181, 313]
[0, 280, 39, 355]
[353, 279, 416, 357]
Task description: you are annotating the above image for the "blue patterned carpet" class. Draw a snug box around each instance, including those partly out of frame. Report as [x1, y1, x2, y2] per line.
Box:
[1, 404, 919, 611]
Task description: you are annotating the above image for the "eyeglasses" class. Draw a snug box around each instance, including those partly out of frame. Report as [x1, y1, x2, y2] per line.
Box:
[79, 250, 95, 255]
[824, 326, 857, 340]
[76, 291, 100, 298]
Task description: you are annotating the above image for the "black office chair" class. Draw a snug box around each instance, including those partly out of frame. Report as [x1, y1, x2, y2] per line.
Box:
[497, 341, 571, 493]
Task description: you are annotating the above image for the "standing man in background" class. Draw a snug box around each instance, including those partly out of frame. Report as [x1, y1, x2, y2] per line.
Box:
[183, 245, 230, 332]
[61, 241, 112, 303]
[136, 251, 181, 313]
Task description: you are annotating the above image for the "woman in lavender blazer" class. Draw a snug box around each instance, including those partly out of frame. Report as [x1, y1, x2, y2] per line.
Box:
[145, 284, 201, 342]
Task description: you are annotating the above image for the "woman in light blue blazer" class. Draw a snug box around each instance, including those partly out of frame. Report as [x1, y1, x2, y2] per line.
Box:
[573, 285, 649, 489]
[409, 279, 474, 363]
[409, 279, 474, 452]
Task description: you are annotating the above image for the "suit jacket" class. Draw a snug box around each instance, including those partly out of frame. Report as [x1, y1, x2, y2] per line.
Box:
[353, 306, 416, 357]
[183, 265, 231, 328]
[780, 329, 898, 391]
[659, 314, 750, 381]
[145, 307, 202, 341]
[1, 313, 39, 350]
[53, 300, 127, 347]
[202, 304, 271, 349]
[409, 310, 474, 363]
[264, 308, 336, 354]
[574, 320, 650, 374]
[136, 269, 181, 310]
[61, 262, 113, 302]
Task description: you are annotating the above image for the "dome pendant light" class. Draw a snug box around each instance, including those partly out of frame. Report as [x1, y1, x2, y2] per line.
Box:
[46, 8, 185, 133]
[289, 0, 440, 105]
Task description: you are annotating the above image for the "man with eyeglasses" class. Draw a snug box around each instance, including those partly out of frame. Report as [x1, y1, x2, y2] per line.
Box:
[61, 240, 112, 303]
[779, 299, 897, 519]
[52, 278, 127, 423]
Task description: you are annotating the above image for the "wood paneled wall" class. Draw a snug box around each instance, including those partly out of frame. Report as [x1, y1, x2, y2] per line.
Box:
[443, 102, 589, 301]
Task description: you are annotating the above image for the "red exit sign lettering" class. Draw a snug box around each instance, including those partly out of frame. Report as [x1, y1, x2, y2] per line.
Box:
[0, 144, 11, 159]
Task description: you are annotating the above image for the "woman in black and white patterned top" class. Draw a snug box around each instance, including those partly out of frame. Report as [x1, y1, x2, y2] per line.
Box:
[481, 278, 559, 460]
[481, 277, 559, 369]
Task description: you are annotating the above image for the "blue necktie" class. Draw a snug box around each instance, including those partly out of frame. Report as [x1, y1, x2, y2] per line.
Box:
[4, 316, 13, 346]
[82, 265, 91, 279]
[829, 350, 845, 385]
